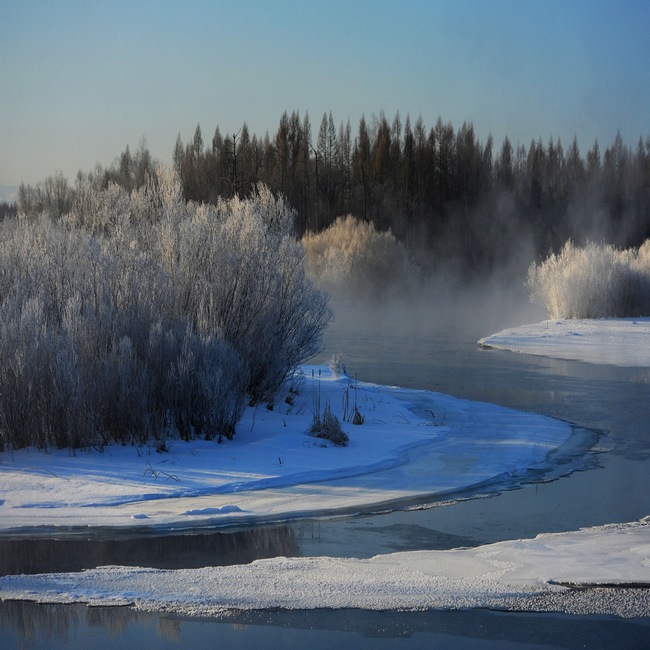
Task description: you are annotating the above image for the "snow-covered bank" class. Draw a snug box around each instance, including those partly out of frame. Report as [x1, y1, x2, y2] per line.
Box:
[479, 318, 650, 367]
[1, 519, 648, 618]
[0, 366, 592, 534]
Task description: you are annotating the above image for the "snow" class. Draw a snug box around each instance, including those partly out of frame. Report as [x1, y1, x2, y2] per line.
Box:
[1, 318, 649, 618]
[1, 520, 648, 617]
[0, 366, 589, 533]
[479, 317, 650, 367]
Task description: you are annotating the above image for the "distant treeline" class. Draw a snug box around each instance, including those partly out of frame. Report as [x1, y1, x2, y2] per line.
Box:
[0, 202, 17, 219]
[18, 111, 650, 274]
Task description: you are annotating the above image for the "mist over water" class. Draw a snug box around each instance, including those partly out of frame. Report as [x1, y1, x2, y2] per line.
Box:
[317, 267, 545, 360]
[311, 266, 650, 557]
[303, 212, 550, 359]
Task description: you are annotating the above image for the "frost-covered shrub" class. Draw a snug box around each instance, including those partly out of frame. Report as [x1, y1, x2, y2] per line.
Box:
[167, 185, 331, 404]
[0, 170, 330, 450]
[527, 239, 650, 319]
[0, 217, 247, 450]
[148, 325, 249, 443]
[328, 352, 346, 379]
[303, 215, 417, 299]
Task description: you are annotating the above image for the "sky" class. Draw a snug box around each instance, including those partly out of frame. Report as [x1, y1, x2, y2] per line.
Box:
[2, 0, 649, 186]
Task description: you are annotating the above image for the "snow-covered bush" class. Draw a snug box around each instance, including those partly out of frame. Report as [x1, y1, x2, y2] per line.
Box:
[166, 185, 331, 405]
[0, 217, 248, 450]
[526, 239, 650, 319]
[0, 170, 330, 450]
[327, 352, 346, 379]
[303, 215, 418, 300]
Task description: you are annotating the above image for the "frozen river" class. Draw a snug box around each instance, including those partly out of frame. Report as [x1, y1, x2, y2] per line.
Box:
[2, 300, 649, 648]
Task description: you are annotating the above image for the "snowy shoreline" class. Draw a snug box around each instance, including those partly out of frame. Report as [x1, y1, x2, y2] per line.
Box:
[1, 520, 648, 618]
[1, 318, 649, 618]
[0, 366, 592, 535]
[479, 317, 650, 367]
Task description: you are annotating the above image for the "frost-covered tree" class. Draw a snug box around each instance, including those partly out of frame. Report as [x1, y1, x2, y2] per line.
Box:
[0, 170, 330, 450]
[303, 215, 418, 300]
[526, 239, 650, 319]
[18, 173, 73, 220]
[172, 184, 331, 403]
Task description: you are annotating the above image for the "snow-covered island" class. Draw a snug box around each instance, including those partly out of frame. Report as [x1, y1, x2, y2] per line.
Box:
[0, 365, 591, 533]
[1, 320, 649, 618]
[479, 317, 650, 367]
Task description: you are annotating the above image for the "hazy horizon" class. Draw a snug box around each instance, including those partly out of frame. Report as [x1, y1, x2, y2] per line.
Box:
[2, 0, 649, 186]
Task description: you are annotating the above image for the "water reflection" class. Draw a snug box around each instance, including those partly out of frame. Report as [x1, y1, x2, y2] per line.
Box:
[318, 324, 650, 458]
[0, 525, 298, 577]
[1, 601, 649, 650]
[0, 601, 166, 648]
[2, 320, 647, 580]
[3, 302, 650, 647]
[306, 313, 650, 550]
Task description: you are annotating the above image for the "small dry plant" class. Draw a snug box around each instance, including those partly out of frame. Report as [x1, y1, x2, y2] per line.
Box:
[309, 400, 349, 447]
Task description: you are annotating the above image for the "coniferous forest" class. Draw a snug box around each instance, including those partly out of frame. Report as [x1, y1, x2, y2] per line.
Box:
[15, 111, 650, 277]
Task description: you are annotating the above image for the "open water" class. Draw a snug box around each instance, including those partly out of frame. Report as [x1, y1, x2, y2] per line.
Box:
[2, 299, 649, 648]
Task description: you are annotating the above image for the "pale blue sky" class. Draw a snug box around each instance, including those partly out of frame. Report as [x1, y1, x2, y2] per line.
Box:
[2, 0, 649, 185]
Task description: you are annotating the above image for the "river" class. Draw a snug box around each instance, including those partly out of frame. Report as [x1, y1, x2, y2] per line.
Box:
[2, 296, 649, 648]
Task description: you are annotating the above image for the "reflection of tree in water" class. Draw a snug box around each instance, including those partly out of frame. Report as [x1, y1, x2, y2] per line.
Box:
[231, 623, 250, 631]
[0, 601, 82, 646]
[85, 605, 145, 637]
[0, 526, 299, 645]
[157, 616, 182, 643]
[2, 599, 648, 649]
[0, 525, 299, 576]
[0, 601, 176, 646]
